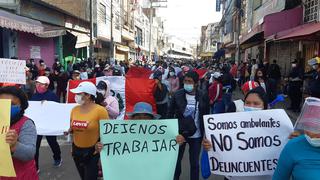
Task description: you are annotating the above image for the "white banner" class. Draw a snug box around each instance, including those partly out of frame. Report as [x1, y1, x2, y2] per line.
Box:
[96, 76, 126, 120]
[0, 58, 26, 84]
[203, 109, 293, 176]
[25, 101, 77, 136]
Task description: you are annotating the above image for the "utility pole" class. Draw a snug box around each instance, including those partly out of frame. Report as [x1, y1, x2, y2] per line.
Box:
[90, 0, 94, 62]
[148, 0, 167, 62]
[148, 1, 153, 62]
[110, 0, 114, 61]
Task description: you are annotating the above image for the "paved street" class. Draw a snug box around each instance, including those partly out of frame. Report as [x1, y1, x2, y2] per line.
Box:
[39, 89, 298, 180]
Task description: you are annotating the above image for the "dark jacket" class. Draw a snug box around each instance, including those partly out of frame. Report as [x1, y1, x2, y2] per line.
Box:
[168, 88, 210, 138]
[31, 90, 59, 102]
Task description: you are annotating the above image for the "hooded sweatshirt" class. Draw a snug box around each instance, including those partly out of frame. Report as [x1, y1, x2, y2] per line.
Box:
[100, 80, 120, 119]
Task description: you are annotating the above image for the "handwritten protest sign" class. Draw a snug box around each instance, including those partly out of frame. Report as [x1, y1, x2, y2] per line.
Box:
[0, 99, 16, 177]
[294, 97, 320, 133]
[0, 58, 26, 84]
[25, 101, 77, 135]
[203, 109, 293, 176]
[100, 119, 179, 180]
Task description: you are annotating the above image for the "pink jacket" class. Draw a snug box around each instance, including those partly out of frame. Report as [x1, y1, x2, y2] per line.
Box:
[168, 77, 180, 93]
[101, 80, 120, 119]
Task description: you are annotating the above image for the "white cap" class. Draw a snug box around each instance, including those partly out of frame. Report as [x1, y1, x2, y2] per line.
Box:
[70, 81, 97, 97]
[36, 76, 50, 85]
[212, 72, 222, 79]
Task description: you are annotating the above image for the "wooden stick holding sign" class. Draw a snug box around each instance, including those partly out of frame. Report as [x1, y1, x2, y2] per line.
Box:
[203, 109, 293, 177]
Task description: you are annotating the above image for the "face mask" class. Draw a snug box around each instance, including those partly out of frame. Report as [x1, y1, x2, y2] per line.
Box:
[11, 105, 21, 119]
[312, 65, 318, 70]
[292, 64, 297, 68]
[169, 72, 175, 76]
[184, 84, 194, 93]
[97, 89, 106, 97]
[305, 134, 320, 147]
[36, 85, 47, 94]
[75, 94, 84, 105]
[244, 106, 263, 112]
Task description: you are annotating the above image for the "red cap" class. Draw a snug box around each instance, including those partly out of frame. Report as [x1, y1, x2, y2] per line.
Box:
[241, 81, 259, 94]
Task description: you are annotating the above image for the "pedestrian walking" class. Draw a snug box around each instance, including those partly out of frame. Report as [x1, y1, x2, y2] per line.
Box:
[69, 81, 109, 180]
[288, 60, 304, 112]
[30, 76, 62, 173]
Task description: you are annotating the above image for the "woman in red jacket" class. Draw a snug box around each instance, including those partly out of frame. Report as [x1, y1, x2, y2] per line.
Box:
[208, 72, 224, 114]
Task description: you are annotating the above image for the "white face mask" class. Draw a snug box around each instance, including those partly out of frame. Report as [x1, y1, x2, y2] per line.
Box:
[97, 89, 106, 97]
[312, 65, 318, 70]
[75, 94, 84, 105]
[244, 106, 263, 112]
[169, 72, 175, 76]
[305, 134, 320, 147]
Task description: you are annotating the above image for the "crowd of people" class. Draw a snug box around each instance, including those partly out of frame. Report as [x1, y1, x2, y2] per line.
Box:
[1, 56, 320, 180]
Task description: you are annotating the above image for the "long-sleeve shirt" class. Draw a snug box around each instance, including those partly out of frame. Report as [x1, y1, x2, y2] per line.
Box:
[103, 96, 120, 119]
[30, 90, 59, 102]
[168, 77, 180, 93]
[273, 135, 320, 180]
[208, 81, 223, 103]
[13, 120, 37, 161]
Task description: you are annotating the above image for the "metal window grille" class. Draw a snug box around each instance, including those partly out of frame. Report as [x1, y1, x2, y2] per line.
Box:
[304, 0, 319, 22]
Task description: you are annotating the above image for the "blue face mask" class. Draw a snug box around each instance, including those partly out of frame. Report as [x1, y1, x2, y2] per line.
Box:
[184, 84, 194, 93]
[305, 134, 320, 147]
[244, 106, 263, 112]
[11, 105, 21, 119]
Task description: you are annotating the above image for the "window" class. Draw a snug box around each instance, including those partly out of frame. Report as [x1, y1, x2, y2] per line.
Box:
[135, 27, 143, 46]
[253, 0, 262, 10]
[98, 3, 107, 24]
[304, 0, 319, 22]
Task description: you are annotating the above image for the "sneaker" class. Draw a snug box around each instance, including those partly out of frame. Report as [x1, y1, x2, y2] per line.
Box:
[53, 159, 62, 167]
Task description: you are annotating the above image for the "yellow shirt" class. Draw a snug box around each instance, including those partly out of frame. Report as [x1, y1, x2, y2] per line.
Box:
[70, 104, 109, 148]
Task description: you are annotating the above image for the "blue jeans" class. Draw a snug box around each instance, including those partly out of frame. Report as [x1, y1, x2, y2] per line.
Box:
[174, 137, 202, 180]
[211, 101, 225, 114]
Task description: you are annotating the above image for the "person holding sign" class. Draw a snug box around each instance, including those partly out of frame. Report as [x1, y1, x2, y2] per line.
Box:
[68, 81, 109, 180]
[30, 76, 62, 172]
[96, 80, 120, 119]
[273, 97, 320, 180]
[0, 86, 38, 180]
[169, 71, 210, 180]
[203, 87, 272, 180]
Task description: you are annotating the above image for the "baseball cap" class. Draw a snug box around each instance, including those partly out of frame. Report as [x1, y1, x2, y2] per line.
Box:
[36, 76, 50, 85]
[241, 81, 259, 94]
[70, 81, 97, 97]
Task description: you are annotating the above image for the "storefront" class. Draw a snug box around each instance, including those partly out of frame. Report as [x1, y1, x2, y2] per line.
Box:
[115, 44, 130, 61]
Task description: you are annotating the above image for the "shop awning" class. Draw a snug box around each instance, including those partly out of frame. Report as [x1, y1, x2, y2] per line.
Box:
[36, 24, 66, 38]
[0, 9, 43, 34]
[116, 44, 130, 52]
[276, 22, 320, 41]
[69, 30, 90, 48]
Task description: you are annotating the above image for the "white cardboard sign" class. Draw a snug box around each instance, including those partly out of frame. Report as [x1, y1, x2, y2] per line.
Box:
[203, 109, 293, 176]
[0, 58, 26, 84]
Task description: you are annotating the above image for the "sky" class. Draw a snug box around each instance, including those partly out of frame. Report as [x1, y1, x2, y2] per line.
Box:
[157, 0, 222, 46]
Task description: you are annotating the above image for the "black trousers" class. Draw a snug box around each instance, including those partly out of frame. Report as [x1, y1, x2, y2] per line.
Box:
[35, 135, 61, 169]
[174, 137, 202, 180]
[288, 82, 302, 110]
[73, 145, 99, 180]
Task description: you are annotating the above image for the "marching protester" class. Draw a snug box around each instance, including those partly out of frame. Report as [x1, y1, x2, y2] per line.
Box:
[307, 57, 320, 98]
[267, 60, 282, 87]
[30, 76, 62, 173]
[153, 70, 169, 119]
[287, 60, 304, 112]
[208, 72, 224, 113]
[71, 70, 81, 80]
[203, 87, 272, 180]
[167, 67, 180, 97]
[0, 86, 38, 180]
[254, 68, 276, 102]
[69, 81, 109, 180]
[273, 121, 320, 180]
[96, 80, 120, 119]
[169, 71, 210, 180]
